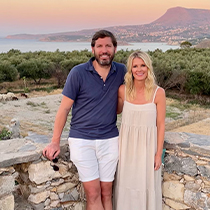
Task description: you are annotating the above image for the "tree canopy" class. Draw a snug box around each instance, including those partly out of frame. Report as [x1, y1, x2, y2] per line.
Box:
[1, 47, 210, 96]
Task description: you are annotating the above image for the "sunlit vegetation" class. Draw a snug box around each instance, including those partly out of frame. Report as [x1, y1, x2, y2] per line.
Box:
[0, 48, 210, 100]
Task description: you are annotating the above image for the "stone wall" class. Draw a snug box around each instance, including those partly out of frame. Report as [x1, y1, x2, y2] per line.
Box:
[1, 132, 210, 210]
[0, 135, 86, 210]
[162, 132, 210, 210]
[0, 167, 15, 210]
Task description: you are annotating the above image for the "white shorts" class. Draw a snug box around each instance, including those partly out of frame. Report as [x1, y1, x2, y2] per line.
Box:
[68, 136, 119, 182]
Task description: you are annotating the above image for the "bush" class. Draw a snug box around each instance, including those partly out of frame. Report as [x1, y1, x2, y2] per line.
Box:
[17, 59, 52, 84]
[180, 41, 192, 49]
[0, 61, 19, 82]
[186, 70, 210, 95]
[1, 48, 210, 97]
[0, 128, 12, 140]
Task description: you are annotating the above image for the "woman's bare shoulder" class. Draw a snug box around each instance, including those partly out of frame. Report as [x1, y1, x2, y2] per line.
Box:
[157, 86, 165, 94]
[155, 87, 165, 102]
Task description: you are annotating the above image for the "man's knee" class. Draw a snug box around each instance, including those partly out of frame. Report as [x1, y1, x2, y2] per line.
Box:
[101, 182, 113, 198]
[83, 180, 101, 203]
[86, 187, 101, 203]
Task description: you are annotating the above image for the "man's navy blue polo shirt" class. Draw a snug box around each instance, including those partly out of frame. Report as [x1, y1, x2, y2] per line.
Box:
[62, 57, 126, 140]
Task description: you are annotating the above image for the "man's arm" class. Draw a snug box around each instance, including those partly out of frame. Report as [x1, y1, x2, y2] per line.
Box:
[43, 95, 74, 160]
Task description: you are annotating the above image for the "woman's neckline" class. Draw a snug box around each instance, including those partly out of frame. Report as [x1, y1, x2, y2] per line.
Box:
[125, 100, 155, 106]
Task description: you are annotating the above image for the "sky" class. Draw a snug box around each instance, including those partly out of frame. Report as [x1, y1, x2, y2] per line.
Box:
[0, 0, 210, 37]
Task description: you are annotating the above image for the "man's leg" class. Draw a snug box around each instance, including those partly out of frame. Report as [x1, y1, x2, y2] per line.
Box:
[83, 179, 104, 210]
[101, 181, 113, 210]
[68, 137, 118, 210]
[68, 138, 103, 209]
[97, 137, 119, 210]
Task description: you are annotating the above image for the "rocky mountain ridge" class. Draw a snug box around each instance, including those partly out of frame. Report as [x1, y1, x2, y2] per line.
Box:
[6, 7, 210, 45]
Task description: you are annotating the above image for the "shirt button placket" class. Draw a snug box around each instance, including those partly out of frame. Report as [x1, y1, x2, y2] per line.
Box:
[103, 82, 106, 90]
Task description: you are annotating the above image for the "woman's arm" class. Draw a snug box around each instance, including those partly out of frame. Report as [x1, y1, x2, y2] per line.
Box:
[117, 84, 125, 114]
[154, 87, 166, 170]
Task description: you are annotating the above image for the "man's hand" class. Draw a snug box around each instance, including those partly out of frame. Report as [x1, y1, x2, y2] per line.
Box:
[43, 142, 60, 160]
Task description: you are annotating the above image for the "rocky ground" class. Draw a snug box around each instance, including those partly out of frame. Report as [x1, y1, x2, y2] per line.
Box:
[0, 90, 64, 139]
[1, 90, 210, 140]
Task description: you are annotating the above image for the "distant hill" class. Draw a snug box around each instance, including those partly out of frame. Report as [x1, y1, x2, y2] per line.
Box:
[152, 7, 210, 27]
[196, 39, 210, 48]
[6, 7, 210, 45]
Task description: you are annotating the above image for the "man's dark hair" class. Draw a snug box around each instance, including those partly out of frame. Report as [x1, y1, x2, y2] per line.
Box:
[91, 30, 117, 47]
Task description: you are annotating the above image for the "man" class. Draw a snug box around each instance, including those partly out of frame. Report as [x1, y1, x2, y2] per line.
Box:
[43, 30, 126, 210]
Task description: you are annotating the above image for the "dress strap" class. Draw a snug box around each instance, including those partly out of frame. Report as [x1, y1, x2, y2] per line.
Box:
[152, 86, 159, 103]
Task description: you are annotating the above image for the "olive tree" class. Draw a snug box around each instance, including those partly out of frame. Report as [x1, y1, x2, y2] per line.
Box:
[17, 58, 52, 84]
[0, 61, 18, 82]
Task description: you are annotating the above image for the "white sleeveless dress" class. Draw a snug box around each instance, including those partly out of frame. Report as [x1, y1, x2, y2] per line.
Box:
[114, 87, 162, 210]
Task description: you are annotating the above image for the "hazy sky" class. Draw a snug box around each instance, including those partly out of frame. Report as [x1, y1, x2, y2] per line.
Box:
[0, 0, 210, 37]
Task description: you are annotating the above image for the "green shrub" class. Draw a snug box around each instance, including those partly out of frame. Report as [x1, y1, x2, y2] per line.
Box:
[0, 61, 18, 82]
[1, 48, 210, 97]
[0, 128, 12, 140]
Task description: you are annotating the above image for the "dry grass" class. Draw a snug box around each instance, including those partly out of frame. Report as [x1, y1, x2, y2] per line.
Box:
[0, 78, 59, 95]
[171, 119, 210, 135]
[165, 98, 210, 135]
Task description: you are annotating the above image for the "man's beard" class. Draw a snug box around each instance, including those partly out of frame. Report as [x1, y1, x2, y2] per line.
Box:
[94, 52, 115, 67]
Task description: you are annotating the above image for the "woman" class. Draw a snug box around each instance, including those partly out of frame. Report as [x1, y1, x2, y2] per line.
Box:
[114, 50, 165, 210]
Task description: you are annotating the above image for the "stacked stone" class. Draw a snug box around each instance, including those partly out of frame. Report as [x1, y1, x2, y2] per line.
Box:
[162, 132, 210, 210]
[0, 137, 86, 210]
[2, 132, 210, 210]
[15, 156, 86, 210]
[0, 167, 17, 210]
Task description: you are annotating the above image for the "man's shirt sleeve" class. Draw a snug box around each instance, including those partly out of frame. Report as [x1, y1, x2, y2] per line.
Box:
[62, 67, 81, 101]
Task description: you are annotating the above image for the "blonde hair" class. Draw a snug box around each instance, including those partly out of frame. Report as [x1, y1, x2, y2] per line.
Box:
[125, 50, 156, 101]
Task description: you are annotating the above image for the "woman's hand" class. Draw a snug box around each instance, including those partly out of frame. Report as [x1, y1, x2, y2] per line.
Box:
[154, 153, 162, 171]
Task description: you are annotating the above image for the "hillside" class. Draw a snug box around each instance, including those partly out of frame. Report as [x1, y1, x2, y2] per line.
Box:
[6, 7, 210, 45]
[196, 39, 210, 48]
[152, 7, 210, 27]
